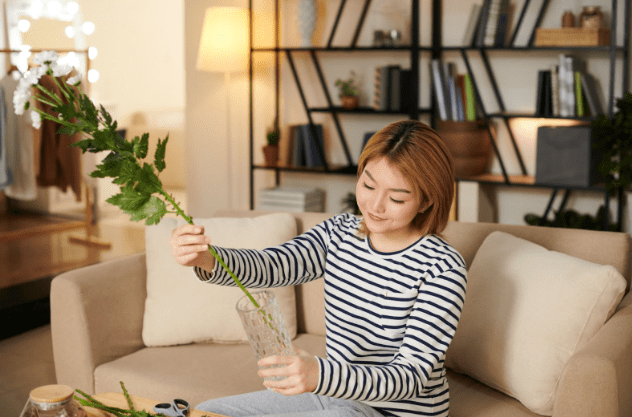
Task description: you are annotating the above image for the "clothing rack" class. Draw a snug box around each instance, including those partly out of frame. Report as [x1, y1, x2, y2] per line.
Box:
[0, 47, 110, 249]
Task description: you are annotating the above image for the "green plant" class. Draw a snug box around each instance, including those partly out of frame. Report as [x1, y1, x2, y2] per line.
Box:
[75, 381, 212, 417]
[335, 74, 359, 98]
[592, 91, 632, 194]
[524, 205, 618, 231]
[14, 50, 265, 315]
[266, 128, 280, 146]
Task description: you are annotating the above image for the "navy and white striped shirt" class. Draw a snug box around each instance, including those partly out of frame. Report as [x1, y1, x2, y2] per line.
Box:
[195, 214, 467, 417]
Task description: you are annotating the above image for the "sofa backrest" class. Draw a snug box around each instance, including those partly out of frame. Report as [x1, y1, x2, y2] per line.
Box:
[215, 211, 632, 336]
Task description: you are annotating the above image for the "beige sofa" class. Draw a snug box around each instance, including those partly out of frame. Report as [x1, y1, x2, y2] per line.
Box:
[51, 211, 632, 417]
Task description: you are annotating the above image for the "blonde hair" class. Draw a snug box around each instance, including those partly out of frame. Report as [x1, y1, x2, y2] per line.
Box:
[357, 120, 454, 237]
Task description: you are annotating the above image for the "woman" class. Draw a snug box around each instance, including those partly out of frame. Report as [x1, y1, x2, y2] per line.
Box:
[170, 120, 467, 417]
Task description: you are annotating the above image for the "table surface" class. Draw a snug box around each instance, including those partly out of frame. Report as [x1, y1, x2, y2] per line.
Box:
[87, 393, 226, 417]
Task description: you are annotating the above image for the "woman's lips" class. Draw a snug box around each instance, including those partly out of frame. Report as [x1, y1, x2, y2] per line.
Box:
[368, 213, 386, 221]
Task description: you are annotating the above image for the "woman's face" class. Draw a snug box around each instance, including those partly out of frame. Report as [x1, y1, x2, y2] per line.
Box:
[355, 156, 423, 241]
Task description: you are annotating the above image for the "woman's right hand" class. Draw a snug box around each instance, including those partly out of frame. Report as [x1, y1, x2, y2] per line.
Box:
[170, 224, 215, 273]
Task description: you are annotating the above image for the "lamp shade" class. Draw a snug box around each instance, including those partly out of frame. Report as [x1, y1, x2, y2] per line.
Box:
[196, 7, 249, 73]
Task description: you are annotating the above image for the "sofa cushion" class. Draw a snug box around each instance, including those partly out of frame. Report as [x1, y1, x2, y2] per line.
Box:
[142, 213, 298, 347]
[94, 333, 326, 406]
[445, 231, 626, 416]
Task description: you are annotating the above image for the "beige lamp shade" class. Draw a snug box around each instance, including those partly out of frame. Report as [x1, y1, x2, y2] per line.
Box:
[196, 7, 249, 73]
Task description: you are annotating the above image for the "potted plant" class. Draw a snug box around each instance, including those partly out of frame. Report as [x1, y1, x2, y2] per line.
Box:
[262, 122, 280, 166]
[592, 92, 632, 195]
[335, 73, 359, 110]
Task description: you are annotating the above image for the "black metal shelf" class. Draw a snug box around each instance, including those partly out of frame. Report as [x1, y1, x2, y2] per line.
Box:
[248, 0, 629, 229]
[310, 106, 432, 115]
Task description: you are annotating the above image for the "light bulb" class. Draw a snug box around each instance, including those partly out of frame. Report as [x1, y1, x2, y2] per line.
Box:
[88, 69, 100, 83]
[89, 47, 98, 60]
[82, 21, 95, 35]
[18, 19, 31, 33]
[65, 26, 76, 38]
[66, 1, 80, 16]
[48, 1, 63, 17]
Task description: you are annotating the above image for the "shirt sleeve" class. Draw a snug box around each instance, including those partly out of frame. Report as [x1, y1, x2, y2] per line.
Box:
[313, 265, 467, 402]
[194, 218, 332, 288]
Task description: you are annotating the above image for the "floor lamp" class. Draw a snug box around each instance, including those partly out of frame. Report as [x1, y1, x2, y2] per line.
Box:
[196, 7, 249, 208]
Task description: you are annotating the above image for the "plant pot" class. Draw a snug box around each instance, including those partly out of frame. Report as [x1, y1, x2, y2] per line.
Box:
[436, 120, 493, 178]
[341, 95, 359, 110]
[262, 144, 279, 166]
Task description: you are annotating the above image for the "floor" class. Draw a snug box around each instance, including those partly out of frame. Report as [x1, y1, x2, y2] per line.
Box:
[0, 191, 186, 415]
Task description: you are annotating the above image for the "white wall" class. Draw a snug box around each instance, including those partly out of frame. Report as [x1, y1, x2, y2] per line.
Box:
[183, 0, 632, 228]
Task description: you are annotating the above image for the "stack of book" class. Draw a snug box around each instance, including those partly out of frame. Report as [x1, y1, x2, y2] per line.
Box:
[257, 187, 325, 213]
[372, 65, 415, 113]
[286, 124, 326, 168]
[534, 55, 604, 118]
[463, 0, 513, 47]
[430, 59, 478, 121]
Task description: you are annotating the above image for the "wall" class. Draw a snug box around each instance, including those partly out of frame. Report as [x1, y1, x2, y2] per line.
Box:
[184, 0, 632, 229]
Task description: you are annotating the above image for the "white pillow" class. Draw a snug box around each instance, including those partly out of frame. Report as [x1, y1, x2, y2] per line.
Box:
[445, 231, 626, 416]
[142, 213, 298, 347]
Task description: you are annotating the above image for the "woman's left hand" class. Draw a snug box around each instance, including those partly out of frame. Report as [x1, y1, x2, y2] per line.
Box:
[258, 350, 319, 395]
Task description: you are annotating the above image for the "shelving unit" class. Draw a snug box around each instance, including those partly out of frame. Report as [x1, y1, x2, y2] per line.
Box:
[248, 0, 630, 230]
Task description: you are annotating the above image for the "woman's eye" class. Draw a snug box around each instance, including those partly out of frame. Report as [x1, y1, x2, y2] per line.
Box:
[390, 198, 404, 204]
[363, 183, 374, 190]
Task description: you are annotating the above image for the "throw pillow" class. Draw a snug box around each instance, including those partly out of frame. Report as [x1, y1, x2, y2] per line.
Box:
[142, 213, 298, 347]
[445, 231, 626, 416]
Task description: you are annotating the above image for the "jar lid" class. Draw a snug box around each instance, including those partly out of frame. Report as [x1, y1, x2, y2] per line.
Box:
[30, 385, 74, 403]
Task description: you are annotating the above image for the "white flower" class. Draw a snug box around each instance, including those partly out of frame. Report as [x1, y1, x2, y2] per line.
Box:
[13, 82, 31, 115]
[66, 74, 81, 86]
[30, 110, 41, 129]
[33, 50, 59, 65]
[51, 63, 73, 77]
[23, 66, 46, 86]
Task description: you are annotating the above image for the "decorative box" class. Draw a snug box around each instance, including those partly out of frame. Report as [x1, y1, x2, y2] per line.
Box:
[534, 28, 610, 47]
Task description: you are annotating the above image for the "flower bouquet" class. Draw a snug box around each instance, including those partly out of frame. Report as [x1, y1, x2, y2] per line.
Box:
[15, 51, 292, 359]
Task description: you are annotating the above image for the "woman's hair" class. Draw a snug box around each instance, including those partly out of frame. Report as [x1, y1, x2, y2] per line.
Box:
[357, 119, 455, 236]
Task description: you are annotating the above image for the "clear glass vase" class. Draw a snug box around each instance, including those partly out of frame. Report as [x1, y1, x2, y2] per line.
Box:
[236, 290, 295, 381]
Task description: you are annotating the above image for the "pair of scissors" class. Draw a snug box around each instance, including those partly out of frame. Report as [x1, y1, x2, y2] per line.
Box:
[153, 399, 189, 417]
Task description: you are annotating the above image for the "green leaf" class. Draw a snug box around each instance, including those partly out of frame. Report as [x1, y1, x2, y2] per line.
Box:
[130, 195, 168, 225]
[132, 133, 149, 159]
[154, 135, 168, 172]
[106, 186, 151, 213]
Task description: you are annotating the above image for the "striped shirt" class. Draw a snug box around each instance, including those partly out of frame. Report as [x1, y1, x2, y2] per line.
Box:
[195, 213, 467, 417]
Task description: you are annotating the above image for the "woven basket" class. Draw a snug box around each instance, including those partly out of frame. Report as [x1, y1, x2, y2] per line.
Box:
[436, 120, 492, 178]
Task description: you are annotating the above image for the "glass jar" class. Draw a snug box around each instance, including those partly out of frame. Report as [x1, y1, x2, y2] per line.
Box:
[579, 6, 604, 29]
[19, 385, 87, 417]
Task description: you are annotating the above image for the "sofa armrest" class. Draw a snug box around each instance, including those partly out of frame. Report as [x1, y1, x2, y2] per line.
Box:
[554, 291, 632, 417]
[50, 253, 147, 394]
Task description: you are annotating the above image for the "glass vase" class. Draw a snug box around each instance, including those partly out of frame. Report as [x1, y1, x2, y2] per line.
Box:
[236, 290, 295, 381]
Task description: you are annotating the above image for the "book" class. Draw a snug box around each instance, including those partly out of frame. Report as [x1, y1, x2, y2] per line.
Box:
[373, 66, 390, 111]
[563, 55, 576, 117]
[299, 124, 325, 168]
[493, 0, 511, 47]
[484, 0, 503, 46]
[291, 124, 305, 167]
[580, 72, 604, 116]
[543, 70, 552, 117]
[475, 0, 492, 47]
[550, 65, 560, 116]
[575, 71, 584, 117]
[464, 73, 476, 121]
[446, 62, 459, 121]
[259, 186, 324, 201]
[431, 59, 449, 120]
[398, 69, 415, 113]
[462, 4, 482, 46]
[388, 65, 401, 111]
[535, 70, 546, 116]
[360, 132, 375, 158]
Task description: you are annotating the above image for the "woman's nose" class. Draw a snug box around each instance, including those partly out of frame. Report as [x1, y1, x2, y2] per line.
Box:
[371, 193, 386, 213]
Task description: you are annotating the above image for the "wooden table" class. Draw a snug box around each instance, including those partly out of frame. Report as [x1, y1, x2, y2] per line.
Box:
[87, 393, 226, 417]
